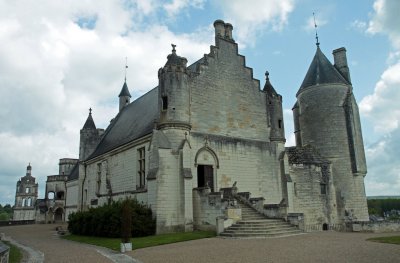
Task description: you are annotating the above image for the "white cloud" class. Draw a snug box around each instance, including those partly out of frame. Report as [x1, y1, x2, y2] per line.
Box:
[163, 0, 205, 17]
[364, 132, 400, 195]
[360, 62, 400, 133]
[0, 1, 212, 205]
[350, 19, 367, 32]
[218, 0, 295, 46]
[367, 0, 400, 49]
[360, 0, 400, 195]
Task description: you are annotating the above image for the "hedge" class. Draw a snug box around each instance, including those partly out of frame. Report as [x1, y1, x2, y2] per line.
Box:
[68, 199, 156, 238]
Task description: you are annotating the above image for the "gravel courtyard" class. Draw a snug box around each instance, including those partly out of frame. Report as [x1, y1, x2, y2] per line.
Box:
[1, 224, 399, 263]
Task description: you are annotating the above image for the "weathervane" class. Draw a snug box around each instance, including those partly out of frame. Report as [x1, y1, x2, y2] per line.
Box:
[313, 12, 320, 46]
[89, 107, 92, 115]
[125, 57, 128, 82]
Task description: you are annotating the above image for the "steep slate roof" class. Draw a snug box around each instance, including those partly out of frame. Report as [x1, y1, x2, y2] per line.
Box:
[88, 87, 159, 160]
[298, 47, 349, 94]
[67, 163, 79, 181]
[83, 112, 97, 129]
[118, 81, 131, 97]
[286, 145, 329, 165]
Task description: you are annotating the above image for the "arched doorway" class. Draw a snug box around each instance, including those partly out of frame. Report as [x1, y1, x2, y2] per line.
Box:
[194, 145, 219, 192]
[54, 207, 64, 222]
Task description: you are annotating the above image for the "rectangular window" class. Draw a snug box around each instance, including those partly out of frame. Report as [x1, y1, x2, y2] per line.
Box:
[162, 96, 168, 110]
[137, 147, 146, 189]
[97, 163, 102, 193]
[320, 183, 327, 195]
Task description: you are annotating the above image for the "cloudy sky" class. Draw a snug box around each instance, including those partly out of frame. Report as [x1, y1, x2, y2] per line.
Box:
[0, 0, 399, 205]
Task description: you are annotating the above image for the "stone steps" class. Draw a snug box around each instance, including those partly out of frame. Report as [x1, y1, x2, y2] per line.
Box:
[219, 200, 303, 238]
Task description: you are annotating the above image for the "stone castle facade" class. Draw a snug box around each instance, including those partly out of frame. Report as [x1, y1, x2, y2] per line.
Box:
[14, 20, 369, 233]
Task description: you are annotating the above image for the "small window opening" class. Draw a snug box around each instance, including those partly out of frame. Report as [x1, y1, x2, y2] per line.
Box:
[162, 96, 168, 110]
[320, 183, 327, 195]
[25, 187, 30, 194]
[323, 223, 328, 231]
[278, 119, 282, 129]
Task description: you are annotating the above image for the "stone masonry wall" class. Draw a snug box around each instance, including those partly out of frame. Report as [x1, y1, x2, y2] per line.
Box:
[297, 84, 369, 222]
[190, 39, 269, 141]
[287, 163, 338, 230]
[83, 141, 150, 209]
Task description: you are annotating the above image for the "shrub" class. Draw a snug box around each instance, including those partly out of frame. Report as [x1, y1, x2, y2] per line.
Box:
[68, 199, 155, 238]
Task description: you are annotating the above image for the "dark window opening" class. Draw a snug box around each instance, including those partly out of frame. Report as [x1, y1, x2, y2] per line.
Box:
[278, 119, 282, 129]
[320, 183, 327, 195]
[137, 147, 146, 189]
[162, 96, 168, 110]
[323, 223, 328, 231]
[56, 191, 64, 200]
[197, 165, 214, 192]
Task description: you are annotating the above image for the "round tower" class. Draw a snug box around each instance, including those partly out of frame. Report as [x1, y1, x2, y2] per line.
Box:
[158, 44, 191, 133]
[294, 46, 368, 222]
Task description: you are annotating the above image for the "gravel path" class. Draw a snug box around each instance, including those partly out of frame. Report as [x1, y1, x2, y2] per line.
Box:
[129, 231, 400, 263]
[0, 224, 138, 263]
[1, 224, 399, 263]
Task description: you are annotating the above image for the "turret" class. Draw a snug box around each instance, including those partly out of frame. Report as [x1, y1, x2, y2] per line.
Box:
[157, 44, 191, 131]
[118, 80, 131, 111]
[79, 108, 102, 161]
[294, 45, 368, 222]
[26, 163, 32, 177]
[263, 71, 285, 142]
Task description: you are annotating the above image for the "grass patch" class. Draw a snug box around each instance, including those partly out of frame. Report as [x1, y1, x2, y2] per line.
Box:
[63, 231, 216, 251]
[2, 241, 23, 263]
[368, 236, 400, 245]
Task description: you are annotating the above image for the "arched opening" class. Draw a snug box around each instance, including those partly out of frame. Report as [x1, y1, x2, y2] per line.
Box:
[54, 208, 64, 222]
[323, 223, 328, 231]
[194, 146, 219, 192]
[25, 187, 30, 194]
[48, 191, 55, 200]
[27, 198, 32, 207]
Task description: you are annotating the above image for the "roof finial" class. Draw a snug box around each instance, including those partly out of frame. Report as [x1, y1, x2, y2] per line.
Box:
[313, 12, 320, 47]
[265, 71, 270, 80]
[124, 57, 128, 82]
[171, 44, 176, 53]
[89, 107, 92, 115]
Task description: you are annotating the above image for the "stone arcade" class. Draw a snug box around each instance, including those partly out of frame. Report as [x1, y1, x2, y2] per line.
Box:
[14, 20, 369, 234]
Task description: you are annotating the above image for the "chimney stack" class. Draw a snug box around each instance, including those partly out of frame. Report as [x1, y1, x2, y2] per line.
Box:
[333, 47, 351, 83]
[224, 23, 233, 41]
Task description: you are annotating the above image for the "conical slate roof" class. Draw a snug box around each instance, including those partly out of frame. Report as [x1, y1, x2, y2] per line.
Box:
[263, 71, 278, 96]
[83, 110, 96, 129]
[298, 47, 349, 94]
[118, 81, 131, 97]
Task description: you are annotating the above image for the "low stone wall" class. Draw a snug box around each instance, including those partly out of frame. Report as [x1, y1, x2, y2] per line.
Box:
[352, 221, 400, 233]
[0, 241, 9, 263]
[0, 220, 35, 227]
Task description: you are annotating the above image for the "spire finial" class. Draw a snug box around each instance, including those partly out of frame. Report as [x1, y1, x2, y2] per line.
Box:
[313, 12, 320, 47]
[124, 57, 128, 82]
[265, 71, 270, 80]
[171, 44, 176, 53]
[89, 107, 92, 115]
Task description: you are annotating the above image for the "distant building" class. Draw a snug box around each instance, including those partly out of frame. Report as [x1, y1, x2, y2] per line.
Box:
[13, 164, 38, 221]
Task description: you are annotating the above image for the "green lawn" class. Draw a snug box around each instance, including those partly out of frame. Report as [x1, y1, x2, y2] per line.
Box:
[62, 231, 216, 251]
[2, 241, 23, 263]
[367, 236, 400, 245]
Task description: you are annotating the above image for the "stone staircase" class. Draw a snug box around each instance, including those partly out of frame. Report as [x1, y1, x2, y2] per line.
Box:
[220, 201, 303, 238]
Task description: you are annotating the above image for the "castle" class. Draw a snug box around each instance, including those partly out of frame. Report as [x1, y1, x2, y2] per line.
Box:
[14, 20, 369, 233]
